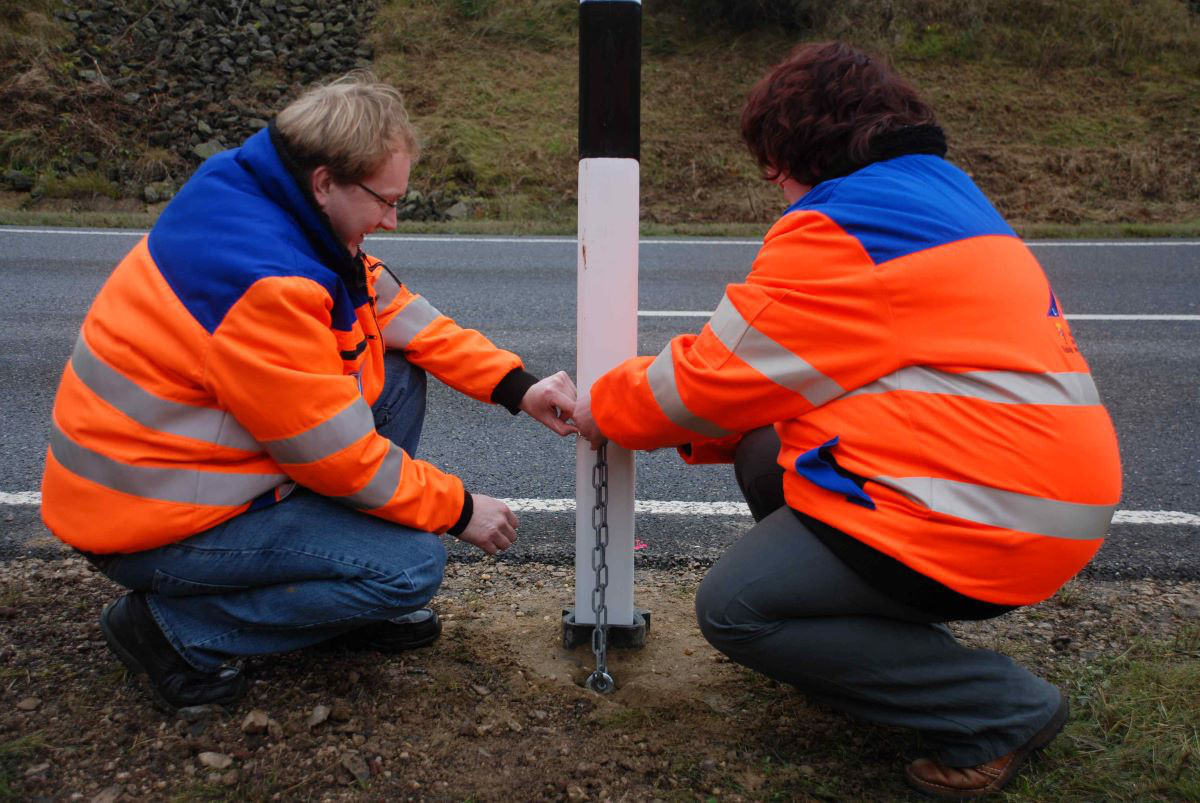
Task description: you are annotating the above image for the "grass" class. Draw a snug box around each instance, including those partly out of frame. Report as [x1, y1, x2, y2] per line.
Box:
[709, 639, 1200, 801]
[0, 734, 44, 802]
[4, 206, 1200, 240]
[1010, 639, 1200, 801]
[363, 0, 1200, 228]
[2, 0, 1199, 229]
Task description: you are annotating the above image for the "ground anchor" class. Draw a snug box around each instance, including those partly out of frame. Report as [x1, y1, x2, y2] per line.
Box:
[561, 607, 651, 650]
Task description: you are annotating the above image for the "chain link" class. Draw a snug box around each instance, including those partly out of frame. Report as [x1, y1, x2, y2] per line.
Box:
[585, 443, 614, 693]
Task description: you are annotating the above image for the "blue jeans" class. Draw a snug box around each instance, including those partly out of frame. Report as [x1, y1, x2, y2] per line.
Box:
[92, 353, 446, 671]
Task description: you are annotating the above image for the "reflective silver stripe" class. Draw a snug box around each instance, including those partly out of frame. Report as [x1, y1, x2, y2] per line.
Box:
[383, 296, 441, 349]
[708, 294, 844, 406]
[70, 335, 260, 451]
[874, 475, 1115, 540]
[49, 423, 285, 506]
[848, 367, 1101, 407]
[340, 443, 406, 510]
[646, 343, 729, 438]
[261, 398, 376, 465]
[374, 266, 403, 309]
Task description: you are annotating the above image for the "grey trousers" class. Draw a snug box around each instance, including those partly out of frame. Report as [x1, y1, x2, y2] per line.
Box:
[696, 429, 1062, 767]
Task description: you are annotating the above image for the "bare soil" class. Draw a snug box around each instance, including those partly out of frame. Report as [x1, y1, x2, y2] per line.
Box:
[2, 546, 1198, 802]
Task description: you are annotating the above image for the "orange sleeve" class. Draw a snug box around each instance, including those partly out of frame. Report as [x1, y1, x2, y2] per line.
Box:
[592, 212, 896, 451]
[371, 262, 523, 403]
[205, 275, 467, 533]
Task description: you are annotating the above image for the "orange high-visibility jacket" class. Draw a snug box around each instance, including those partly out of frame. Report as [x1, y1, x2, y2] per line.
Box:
[43, 128, 530, 554]
[592, 155, 1121, 606]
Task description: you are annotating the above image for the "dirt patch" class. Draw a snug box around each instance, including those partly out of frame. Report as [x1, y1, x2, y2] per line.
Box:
[2, 550, 1198, 801]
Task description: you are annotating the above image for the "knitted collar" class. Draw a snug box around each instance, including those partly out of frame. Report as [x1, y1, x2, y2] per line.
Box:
[818, 124, 948, 183]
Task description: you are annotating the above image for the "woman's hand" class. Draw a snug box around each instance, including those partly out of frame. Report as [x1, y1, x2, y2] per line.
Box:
[572, 393, 608, 450]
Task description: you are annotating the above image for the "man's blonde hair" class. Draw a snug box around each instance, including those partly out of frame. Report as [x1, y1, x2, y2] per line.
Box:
[275, 71, 420, 183]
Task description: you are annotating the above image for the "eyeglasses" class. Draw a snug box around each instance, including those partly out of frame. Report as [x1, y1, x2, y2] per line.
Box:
[355, 181, 401, 210]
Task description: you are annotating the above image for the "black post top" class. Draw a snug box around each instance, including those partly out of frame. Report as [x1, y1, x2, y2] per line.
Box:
[579, 0, 641, 161]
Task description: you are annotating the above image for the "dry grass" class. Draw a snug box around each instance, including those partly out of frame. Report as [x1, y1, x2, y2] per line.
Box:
[1, 0, 1198, 227]
[370, 0, 1200, 228]
[1, 555, 1198, 801]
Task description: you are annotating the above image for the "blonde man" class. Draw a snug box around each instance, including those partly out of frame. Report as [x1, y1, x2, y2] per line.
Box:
[42, 73, 577, 711]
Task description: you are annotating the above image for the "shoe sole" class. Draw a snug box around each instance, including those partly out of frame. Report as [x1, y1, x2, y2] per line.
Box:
[907, 691, 1070, 800]
[386, 616, 443, 651]
[325, 613, 443, 653]
[99, 597, 178, 714]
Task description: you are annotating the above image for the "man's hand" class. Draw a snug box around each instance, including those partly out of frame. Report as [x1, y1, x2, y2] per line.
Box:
[456, 494, 518, 555]
[518, 371, 579, 436]
[572, 393, 608, 450]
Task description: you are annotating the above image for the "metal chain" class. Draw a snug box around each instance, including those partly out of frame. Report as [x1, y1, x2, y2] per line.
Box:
[585, 443, 614, 693]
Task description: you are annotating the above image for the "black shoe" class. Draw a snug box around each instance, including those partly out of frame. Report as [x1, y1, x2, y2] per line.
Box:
[321, 608, 442, 653]
[99, 592, 246, 712]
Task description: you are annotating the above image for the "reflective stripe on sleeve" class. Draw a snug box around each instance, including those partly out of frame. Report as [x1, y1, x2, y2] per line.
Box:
[847, 367, 1102, 407]
[708, 294, 844, 406]
[382, 296, 441, 349]
[49, 423, 285, 506]
[339, 442, 406, 510]
[261, 398, 377, 465]
[874, 475, 1116, 540]
[374, 266, 402, 310]
[646, 343, 729, 438]
[71, 335, 260, 451]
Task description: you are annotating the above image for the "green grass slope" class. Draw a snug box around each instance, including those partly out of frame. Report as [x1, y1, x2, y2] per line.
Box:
[2, 0, 1198, 232]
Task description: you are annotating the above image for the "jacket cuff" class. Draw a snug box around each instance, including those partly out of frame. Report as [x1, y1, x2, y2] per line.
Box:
[447, 488, 473, 536]
[491, 367, 540, 414]
[676, 432, 745, 465]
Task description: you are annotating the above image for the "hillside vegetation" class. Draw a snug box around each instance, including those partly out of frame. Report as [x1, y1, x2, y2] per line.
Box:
[1, 0, 1198, 232]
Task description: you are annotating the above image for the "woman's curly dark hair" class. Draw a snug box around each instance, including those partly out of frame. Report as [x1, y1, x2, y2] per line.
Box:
[740, 41, 938, 186]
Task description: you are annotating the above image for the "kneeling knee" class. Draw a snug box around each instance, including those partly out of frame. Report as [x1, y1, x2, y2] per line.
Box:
[695, 573, 757, 651]
[369, 533, 446, 611]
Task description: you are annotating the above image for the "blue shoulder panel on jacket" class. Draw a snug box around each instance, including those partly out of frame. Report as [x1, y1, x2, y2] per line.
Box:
[784, 155, 1017, 265]
[147, 129, 362, 334]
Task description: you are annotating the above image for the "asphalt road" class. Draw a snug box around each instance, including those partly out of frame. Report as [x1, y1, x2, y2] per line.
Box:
[1, 228, 1197, 580]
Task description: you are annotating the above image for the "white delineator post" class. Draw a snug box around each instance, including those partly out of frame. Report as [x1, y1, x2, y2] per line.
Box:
[574, 0, 641, 630]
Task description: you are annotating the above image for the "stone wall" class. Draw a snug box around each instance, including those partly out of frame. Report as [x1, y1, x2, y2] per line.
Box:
[4, 0, 460, 220]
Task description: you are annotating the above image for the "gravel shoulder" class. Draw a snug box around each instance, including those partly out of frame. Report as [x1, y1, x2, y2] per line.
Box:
[2, 547, 1198, 802]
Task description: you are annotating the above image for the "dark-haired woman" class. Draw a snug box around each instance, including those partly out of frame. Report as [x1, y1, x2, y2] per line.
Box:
[574, 41, 1120, 798]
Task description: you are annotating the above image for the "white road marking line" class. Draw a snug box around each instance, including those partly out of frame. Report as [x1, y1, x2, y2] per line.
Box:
[1028, 241, 1200, 247]
[1066, 314, 1200, 321]
[517, 500, 1195, 525]
[5, 491, 1195, 525]
[1110, 510, 1200, 525]
[4, 228, 1199, 247]
[639, 310, 713, 317]
[0, 228, 147, 236]
[500, 498, 756, 516]
[639, 311, 1200, 321]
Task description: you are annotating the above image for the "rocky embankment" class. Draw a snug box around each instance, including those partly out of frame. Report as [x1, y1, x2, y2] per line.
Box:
[1, 0, 465, 220]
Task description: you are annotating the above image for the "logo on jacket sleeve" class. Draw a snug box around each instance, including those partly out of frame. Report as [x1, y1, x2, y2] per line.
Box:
[1048, 288, 1078, 354]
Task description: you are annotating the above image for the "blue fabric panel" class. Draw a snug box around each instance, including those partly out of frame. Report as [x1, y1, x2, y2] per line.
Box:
[247, 487, 283, 512]
[1047, 289, 1061, 317]
[148, 129, 364, 334]
[784, 155, 1017, 265]
[793, 437, 876, 510]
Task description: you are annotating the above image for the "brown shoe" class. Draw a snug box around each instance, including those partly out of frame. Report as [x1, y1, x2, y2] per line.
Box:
[906, 691, 1069, 800]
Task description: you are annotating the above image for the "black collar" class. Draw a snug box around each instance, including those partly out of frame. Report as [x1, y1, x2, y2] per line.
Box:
[819, 124, 948, 183]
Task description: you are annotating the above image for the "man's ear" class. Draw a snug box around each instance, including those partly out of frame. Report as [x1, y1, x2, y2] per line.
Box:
[310, 165, 334, 206]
